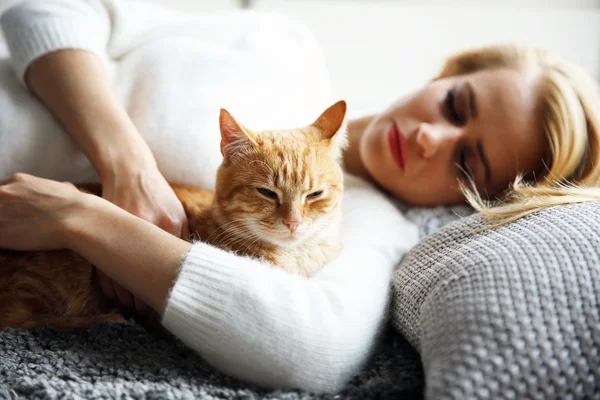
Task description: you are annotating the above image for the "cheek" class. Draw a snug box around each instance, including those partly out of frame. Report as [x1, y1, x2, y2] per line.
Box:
[222, 191, 275, 221]
[303, 196, 341, 223]
[257, 201, 279, 224]
[360, 123, 390, 175]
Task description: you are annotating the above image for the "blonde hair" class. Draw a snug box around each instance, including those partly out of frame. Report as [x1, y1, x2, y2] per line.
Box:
[438, 43, 600, 227]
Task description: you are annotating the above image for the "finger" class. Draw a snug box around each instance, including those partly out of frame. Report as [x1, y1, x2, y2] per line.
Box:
[158, 214, 180, 238]
[60, 181, 77, 190]
[96, 269, 117, 300]
[0, 173, 29, 185]
[179, 212, 190, 240]
[133, 296, 153, 316]
[113, 282, 135, 310]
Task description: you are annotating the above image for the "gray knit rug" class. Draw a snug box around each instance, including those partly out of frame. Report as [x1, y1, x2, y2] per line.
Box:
[0, 322, 422, 399]
[0, 204, 464, 400]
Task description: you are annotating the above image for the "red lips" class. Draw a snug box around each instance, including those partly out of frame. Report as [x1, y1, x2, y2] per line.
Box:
[388, 122, 406, 171]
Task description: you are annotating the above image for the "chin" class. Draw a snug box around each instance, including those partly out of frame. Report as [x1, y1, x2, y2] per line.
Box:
[267, 234, 304, 248]
[260, 228, 314, 248]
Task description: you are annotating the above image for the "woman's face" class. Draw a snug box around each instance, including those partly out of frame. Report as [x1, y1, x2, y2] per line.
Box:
[361, 68, 548, 206]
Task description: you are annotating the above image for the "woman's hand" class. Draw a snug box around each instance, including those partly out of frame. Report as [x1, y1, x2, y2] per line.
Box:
[99, 162, 189, 315]
[0, 173, 86, 251]
[25, 50, 190, 315]
[0, 172, 190, 315]
[0, 172, 179, 316]
[102, 162, 189, 239]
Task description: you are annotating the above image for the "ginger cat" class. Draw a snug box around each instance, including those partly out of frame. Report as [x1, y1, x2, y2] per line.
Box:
[0, 100, 347, 330]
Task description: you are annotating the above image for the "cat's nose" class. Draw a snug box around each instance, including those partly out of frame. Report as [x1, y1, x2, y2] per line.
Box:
[283, 219, 302, 233]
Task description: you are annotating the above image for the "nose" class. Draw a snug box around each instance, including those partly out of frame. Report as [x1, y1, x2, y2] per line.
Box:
[416, 123, 459, 159]
[282, 218, 302, 233]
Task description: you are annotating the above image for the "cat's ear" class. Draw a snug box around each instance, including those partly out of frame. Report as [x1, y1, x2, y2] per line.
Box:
[219, 108, 256, 160]
[311, 100, 348, 157]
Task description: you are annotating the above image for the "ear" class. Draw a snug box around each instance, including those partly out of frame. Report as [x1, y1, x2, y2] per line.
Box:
[311, 100, 348, 157]
[219, 108, 256, 160]
[312, 100, 347, 139]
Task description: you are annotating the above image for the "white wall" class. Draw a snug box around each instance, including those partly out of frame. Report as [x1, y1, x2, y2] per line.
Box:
[2, 0, 597, 114]
[254, 0, 600, 113]
[144, 0, 238, 12]
[143, 0, 600, 113]
[388, 0, 598, 7]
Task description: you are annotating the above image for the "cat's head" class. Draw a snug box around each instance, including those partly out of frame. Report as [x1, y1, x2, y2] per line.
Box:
[214, 100, 347, 248]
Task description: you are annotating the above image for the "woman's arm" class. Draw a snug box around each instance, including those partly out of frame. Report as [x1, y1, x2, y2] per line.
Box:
[25, 49, 153, 191]
[0, 173, 418, 393]
[63, 193, 190, 314]
[76, 175, 418, 392]
[0, 0, 189, 82]
[1, 1, 188, 238]
[24, 50, 188, 237]
[1, 0, 189, 310]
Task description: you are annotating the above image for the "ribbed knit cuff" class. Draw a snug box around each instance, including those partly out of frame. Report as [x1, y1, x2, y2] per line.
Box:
[1, 17, 106, 84]
[162, 242, 246, 346]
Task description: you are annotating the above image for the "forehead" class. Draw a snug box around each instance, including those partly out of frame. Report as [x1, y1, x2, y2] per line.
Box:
[245, 131, 332, 188]
[469, 68, 539, 124]
[463, 68, 547, 190]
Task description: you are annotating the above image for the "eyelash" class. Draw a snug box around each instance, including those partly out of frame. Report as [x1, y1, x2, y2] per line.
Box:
[446, 87, 475, 181]
[256, 188, 324, 200]
[457, 146, 474, 181]
[445, 88, 463, 125]
[257, 188, 278, 199]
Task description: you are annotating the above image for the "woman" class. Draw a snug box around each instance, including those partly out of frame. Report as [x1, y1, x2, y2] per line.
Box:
[1, 0, 599, 394]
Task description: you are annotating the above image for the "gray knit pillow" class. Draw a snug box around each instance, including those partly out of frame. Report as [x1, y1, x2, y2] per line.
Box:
[392, 201, 600, 399]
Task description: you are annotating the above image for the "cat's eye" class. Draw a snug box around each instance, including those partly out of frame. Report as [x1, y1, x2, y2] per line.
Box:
[307, 190, 323, 198]
[256, 188, 278, 199]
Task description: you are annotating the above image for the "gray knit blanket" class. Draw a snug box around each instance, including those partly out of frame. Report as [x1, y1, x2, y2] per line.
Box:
[0, 323, 423, 399]
[3, 201, 598, 399]
[0, 203, 463, 400]
[393, 201, 600, 399]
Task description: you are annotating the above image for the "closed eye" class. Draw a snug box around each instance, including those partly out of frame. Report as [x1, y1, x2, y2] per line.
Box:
[256, 188, 278, 199]
[456, 147, 474, 181]
[307, 190, 323, 198]
[445, 86, 465, 125]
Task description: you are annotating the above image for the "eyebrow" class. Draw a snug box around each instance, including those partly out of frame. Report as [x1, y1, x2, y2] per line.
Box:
[477, 141, 491, 184]
[465, 82, 478, 118]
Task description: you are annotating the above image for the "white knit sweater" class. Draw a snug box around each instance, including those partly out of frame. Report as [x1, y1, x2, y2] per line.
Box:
[0, 0, 419, 393]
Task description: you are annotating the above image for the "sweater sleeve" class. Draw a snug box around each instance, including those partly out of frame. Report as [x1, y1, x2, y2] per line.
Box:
[162, 175, 420, 393]
[0, 0, 191, 83]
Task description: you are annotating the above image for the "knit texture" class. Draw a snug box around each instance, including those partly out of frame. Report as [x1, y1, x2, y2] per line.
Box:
[160, 174, 419, 393]
[0, 322, 424, 400]
[0, 0, 335, 189]
[0, 202, 472, 399]
[0, 1, 424, 393]
[392, 201, 600, 399]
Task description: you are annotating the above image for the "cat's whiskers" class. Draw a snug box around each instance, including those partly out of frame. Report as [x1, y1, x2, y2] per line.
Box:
[220, 229, 265, 252]
[1, 101, 347, 329]
[310, 220, 335, 230]
[212, 224, 264, 249]
[211, 228, 253, 249]
[238, 231, 266, 255]
[206, 218, 259, 244]
[215, 225, 262, 247]
[213, 227, 252, 248]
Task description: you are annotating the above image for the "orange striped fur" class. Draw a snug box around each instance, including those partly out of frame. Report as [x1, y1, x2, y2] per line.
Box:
[0, 101, 347, 330]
